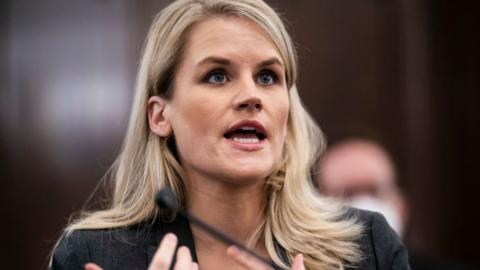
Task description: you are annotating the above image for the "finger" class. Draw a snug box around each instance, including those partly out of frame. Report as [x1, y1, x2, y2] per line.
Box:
[84, 263, 103, 270]
[173, 246, 193, 270]
[291, 254, 305, 270]
[227, 245, 272, 270]
[192, 262, 199, 270]
[149, 233, 178, 270]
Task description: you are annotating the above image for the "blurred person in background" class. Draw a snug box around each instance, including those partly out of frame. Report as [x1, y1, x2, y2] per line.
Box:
[316, 136, 474, 270]
[317, 137, 407, 238]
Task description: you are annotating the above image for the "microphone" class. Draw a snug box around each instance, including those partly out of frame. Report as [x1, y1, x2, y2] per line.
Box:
[155, 187, 282, 270]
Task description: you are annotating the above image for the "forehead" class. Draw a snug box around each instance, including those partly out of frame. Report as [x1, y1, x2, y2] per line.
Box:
[182, 16, 283, 64]
[321, 141, 395, 187]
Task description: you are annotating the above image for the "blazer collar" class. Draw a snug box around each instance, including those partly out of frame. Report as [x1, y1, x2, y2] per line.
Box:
[147, 214, 198, 267]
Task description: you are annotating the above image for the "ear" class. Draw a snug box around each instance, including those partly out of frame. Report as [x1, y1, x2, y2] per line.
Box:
[148, 96, 172, 137]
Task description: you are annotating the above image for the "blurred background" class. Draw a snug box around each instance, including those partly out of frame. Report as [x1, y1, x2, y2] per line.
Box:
[1, 0, 478, 269]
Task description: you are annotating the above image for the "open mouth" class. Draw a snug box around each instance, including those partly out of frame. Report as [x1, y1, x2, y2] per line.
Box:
[224, 124, 267, 144]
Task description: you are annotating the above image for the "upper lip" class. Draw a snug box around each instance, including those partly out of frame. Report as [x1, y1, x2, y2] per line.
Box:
[224, 119, 268, 139]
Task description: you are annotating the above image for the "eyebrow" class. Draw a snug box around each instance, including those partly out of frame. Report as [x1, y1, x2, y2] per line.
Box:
[197, 56, 231, 66]
[257, 58, 284, 69]
[196, 56, 284, 69]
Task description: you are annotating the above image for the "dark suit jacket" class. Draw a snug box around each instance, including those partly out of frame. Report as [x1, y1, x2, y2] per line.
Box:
[50, 209, 410, 270]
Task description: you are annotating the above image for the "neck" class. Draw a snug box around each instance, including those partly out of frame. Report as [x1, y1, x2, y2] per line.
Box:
[185, 175, 266, 248]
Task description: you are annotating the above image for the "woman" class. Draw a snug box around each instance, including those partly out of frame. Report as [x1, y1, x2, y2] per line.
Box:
[50, 0, 410, 269]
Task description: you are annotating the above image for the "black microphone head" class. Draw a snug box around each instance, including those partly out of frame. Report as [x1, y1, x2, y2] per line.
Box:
[155, 187, 179, 211]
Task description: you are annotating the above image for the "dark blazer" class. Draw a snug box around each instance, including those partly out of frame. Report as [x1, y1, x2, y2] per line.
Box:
[50, 209, 410, 270]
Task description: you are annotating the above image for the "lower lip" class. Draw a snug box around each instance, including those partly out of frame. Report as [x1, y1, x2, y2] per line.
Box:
[223, 137, 266, 151]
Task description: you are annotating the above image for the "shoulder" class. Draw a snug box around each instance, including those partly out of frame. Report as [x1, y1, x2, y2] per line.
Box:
[50, 229, 95, 270]
[345, 208, 411, 270]
[50, 224, 156, 270]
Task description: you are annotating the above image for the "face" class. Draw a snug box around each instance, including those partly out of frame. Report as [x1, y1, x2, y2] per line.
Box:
[318, 140, 406, 236]
[152, 16, 290, 185]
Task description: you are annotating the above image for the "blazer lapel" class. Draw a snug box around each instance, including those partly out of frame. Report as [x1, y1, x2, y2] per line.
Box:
[147, 214, 198, 268]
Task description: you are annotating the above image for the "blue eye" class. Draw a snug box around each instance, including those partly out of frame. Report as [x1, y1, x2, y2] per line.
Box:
[205, 70, 227, 84]
[257, 71, 277, 85]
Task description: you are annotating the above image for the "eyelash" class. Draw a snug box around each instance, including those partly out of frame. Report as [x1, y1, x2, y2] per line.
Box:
[202, 69, 279, 85]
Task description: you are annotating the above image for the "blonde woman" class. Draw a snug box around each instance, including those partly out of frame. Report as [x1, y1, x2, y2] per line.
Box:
[50, 0, 410, 269]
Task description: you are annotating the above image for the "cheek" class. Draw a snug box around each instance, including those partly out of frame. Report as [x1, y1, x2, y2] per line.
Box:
[169, 95, 221, 149]
[269, 94, 290, 157]
[276, 95, 290, 139]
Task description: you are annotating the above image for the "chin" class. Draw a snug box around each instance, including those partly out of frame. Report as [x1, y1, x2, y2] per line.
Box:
[222, 160, 274, 183]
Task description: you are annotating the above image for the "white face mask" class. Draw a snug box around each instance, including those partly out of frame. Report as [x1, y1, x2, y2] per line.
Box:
[348, 195, 403, 237]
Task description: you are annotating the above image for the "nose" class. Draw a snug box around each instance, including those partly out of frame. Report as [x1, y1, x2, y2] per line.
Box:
[237, 97, 263, 111]
[233, 80, 263, 112]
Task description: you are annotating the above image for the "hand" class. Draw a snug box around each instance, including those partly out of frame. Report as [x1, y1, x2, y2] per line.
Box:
[84, 233, 198, 270]
[227, 246, 306, 270]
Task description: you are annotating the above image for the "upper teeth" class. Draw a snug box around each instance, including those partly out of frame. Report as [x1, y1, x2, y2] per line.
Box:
[233, 137, 259, 144]
[240, 127, 256, 131]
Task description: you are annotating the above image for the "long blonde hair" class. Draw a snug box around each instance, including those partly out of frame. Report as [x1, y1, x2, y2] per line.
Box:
[63, 0, 363, 269]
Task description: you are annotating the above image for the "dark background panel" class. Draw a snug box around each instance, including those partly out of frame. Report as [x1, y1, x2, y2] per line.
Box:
[1, 0, 479, 269]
